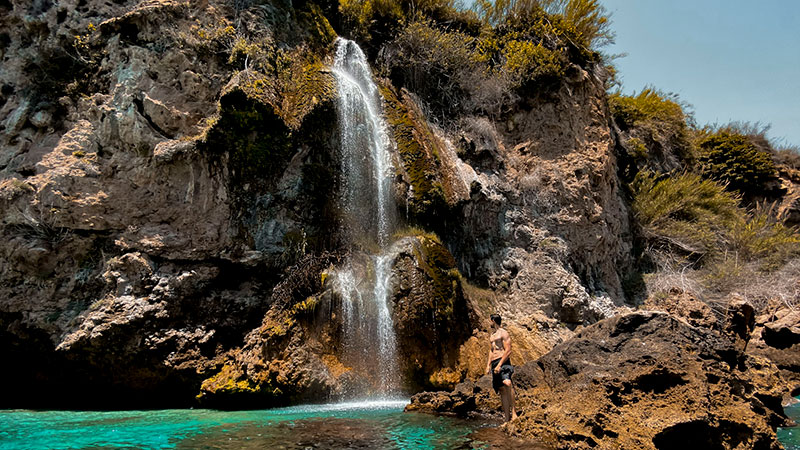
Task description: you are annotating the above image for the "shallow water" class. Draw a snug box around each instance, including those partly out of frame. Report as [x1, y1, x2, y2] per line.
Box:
[0, 400, 495, 450]
[779, 398, 800, 450]
[2, 399, 797, 449]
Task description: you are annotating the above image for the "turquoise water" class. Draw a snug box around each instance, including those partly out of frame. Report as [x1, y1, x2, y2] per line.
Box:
[1, 399, 797, 449]
[0, 400, 492, 450]
[779, 398, 800, 450]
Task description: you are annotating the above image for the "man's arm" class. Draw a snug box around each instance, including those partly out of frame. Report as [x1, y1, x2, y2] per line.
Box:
[485, 342, 494, 374]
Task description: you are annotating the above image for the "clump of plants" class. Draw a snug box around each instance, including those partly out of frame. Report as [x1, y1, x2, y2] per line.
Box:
[371, 0, 613, 121]
[696, 128, 779, 198]
[339, 0, 480, 48]
[609, 88, 694, 176]
[475, 0, 613, 50]
[631, 171, 741, 255]
[631, 171, 800, 309]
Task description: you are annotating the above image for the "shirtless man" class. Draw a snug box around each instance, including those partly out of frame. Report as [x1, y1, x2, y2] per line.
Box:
[486, 313, 517, 422]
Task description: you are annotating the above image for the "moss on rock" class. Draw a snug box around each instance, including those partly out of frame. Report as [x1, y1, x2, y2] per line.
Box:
[392, 232, 473, 391]
[378, 81, 450, 223]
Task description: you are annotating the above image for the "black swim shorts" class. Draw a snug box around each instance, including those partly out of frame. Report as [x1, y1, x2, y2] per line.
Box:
[490, 358, 514, 393]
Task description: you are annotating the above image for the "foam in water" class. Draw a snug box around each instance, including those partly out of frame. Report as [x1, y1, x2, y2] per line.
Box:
[331, 37, 400, 397]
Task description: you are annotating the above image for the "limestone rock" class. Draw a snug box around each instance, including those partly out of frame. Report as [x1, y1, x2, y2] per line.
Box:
[411, 311, 791, 450]
[507, 311, 789, 450]
[748, 306, 800, 400]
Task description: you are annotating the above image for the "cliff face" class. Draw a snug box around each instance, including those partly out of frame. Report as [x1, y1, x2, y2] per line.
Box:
[0, 0, 636, 408]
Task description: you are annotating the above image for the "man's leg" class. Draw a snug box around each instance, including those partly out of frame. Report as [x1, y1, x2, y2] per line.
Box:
[503, 379, 517, 420]
[499, 384, 511, 422]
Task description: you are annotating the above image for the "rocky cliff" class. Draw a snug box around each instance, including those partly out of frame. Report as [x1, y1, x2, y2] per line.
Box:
[0, 0, 630, 408]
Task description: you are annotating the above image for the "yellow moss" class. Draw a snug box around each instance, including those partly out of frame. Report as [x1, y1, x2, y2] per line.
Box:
[292, 296, 318, 315]
[393, 226, 442, 243]
[322, 354, 352, 378]
[429, 367, 464, 390]
[237, 51, 335, 130]
[320, 271, 329, 288]
[199, 363, 259, 397]
[406, 231, 463, 322]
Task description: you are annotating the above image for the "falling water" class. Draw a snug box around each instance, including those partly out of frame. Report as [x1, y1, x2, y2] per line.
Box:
[332, 38, 399, 396]
[333, 38, 395, 248]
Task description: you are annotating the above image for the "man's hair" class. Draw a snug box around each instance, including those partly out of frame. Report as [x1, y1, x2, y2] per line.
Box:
[490, 314, 502, 325]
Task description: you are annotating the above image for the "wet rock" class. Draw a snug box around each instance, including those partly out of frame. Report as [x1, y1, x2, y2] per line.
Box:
[390, 235, 474, 391]
[406, 381, 479, 416]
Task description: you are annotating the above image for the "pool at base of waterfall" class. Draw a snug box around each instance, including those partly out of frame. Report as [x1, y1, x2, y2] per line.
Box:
[0, 400, 502, 450]
[2, 399, 798, 449]
[780, 398, 800, 450]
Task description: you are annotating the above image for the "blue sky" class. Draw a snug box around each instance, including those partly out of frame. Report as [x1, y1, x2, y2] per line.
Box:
[600, 0, 800, 146]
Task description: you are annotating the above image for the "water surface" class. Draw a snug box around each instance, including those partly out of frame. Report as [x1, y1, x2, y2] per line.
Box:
[3, 399, 797, 449]
[780, 398, 800, 450]
[0, 400, 492, 450]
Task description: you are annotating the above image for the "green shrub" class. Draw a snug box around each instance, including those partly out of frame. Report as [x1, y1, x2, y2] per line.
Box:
[609, 89, 686, 131]
[339, 0, 405, 44]
[475, 0, 613, 51]
[500, 38, 565, 90]
[384, 20, 483, 118]
[729, 206, 800, 267]
[696, 130, 778, 197]
[610, 89, 695, 174]
[631, 171, 742, 255]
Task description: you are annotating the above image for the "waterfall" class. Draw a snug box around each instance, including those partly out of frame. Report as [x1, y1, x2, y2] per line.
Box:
[333, 38, 395, 248]
[331, 38, 400, 396]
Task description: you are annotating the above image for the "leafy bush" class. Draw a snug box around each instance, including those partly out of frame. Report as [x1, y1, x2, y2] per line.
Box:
[499, 38, 565, 90]
[696, 129, 778, 197]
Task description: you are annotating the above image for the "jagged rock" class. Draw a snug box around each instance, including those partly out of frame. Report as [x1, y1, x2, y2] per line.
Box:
[411, 311, 791, 450]
[748, 306, 800, 399]
[505, 311, 790, 450]
[641, 290, 718, 329]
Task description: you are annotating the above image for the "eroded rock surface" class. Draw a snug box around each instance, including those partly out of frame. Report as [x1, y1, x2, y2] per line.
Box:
[0, 0, 342, 407]
[748, 305, 800, 400]
[410, 311, 791, 450]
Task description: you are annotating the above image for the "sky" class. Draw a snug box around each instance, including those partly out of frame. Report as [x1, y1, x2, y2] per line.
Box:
[600, 0, 800, 146]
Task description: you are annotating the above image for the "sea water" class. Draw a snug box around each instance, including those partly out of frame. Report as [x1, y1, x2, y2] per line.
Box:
[0, 401, 492, 450]
[2, 399, 798, 449]
[779, 398, 800, 450]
